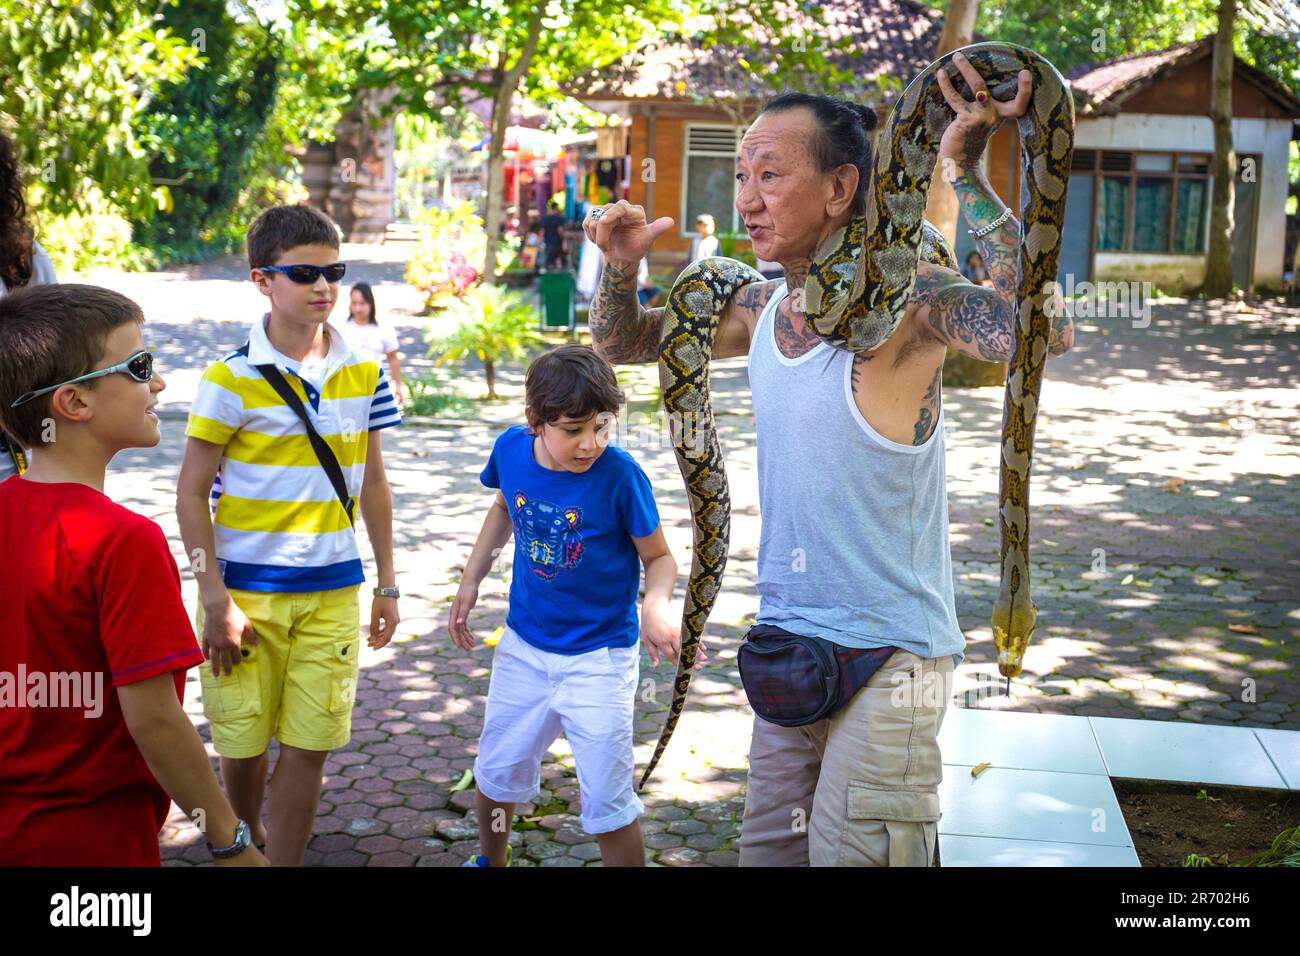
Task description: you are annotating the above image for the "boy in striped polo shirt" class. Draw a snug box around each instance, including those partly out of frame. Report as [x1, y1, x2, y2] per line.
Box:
[176, 205, 402, 865]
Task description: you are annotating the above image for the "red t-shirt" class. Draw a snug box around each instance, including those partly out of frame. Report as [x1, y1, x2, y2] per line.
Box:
[0, 477, 205, 866]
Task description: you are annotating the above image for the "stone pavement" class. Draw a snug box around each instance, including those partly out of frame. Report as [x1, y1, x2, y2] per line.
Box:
[72, 249, 1298, 865]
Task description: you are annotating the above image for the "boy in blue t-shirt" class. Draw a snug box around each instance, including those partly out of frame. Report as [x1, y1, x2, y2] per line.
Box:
[450, 345, 680, 867]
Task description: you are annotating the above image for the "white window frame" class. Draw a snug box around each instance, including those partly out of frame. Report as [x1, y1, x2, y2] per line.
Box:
[680, 123, 747, 238]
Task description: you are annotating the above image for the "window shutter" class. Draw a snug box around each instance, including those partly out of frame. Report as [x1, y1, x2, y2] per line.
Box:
[686, 126, 740, 156]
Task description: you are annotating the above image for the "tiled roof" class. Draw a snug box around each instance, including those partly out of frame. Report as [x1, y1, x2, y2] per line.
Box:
[568, 0, 951, 105]
[573, 16, 1300, 119]
[1065, 38, 1212, 113]
[1066, 36, 1300, 116]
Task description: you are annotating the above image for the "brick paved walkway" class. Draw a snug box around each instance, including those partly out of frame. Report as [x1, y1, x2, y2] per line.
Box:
[77, 250, 1297, 865]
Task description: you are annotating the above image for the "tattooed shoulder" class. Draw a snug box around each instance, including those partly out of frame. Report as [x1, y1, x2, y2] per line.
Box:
[729, 278, 780, 324]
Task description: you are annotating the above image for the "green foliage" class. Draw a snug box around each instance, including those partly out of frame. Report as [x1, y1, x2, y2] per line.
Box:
[132, 5, 359, 265]
[405, 201, 490, 309]
[1183, 824, 1300, 867]
[974, 1, 1214, 75]
[426, 284, 544, 398]
[717, 231, 757, 267]
[129, 0, 280, 263]
[498, 234, 525, 269]
[1234, 824, 1300, 867]
[1, 0, 199, 219]
[961, 1, 1297, 100]
[37, 185, 155, 274]
[404, 368, 475, 418]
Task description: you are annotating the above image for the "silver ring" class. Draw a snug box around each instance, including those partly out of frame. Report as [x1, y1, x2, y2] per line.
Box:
[590, 207, 604, 221]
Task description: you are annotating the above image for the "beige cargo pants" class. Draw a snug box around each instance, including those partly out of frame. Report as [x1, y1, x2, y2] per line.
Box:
[737, 649, 955, 866]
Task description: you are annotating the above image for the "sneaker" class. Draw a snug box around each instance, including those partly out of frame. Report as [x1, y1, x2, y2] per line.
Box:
[461, 845, 512, 867]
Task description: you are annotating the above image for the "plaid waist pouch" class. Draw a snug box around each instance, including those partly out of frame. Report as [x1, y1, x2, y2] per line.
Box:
[737, 624, 896, 727]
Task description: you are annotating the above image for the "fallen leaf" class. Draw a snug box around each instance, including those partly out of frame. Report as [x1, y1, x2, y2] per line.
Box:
[1042, 538, 1058, 546]
[1228, 623, 1259, 635]
[449, 769, 474, 793]
[971, 762, 992, 779]
[982, 517, 994, 526]
[1163, 477, 1185, 494]
[485, 625, 505, 646]
[1121, 574, 1134, 585]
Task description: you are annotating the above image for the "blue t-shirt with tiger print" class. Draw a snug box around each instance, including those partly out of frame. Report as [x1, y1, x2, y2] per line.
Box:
[480, 424, 660, 655]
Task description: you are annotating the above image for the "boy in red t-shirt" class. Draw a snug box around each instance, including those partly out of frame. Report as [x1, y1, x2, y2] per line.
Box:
[0, 284, 267, 867]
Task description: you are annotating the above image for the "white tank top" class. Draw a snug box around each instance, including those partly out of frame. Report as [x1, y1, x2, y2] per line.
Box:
[746, 283, 966, 665]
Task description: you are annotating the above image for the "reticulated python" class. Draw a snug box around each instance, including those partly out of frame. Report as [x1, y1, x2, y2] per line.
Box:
[640, 42, 1075, 788]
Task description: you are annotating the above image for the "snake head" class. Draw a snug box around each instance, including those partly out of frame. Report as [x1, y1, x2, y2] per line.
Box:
[992, 586, 1037, 679]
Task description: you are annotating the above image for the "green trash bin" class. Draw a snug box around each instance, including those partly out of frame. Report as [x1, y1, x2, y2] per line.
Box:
[538, 270, 576, 333]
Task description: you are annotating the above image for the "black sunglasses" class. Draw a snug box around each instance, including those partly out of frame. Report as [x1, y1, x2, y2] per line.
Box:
[259, 263, 348, 284]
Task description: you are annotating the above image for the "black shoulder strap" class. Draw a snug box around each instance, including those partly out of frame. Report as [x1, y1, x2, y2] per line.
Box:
[237, 342, 354, 527]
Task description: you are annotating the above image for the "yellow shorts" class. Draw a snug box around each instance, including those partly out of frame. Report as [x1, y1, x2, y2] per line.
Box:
[197, 586, 361, 758]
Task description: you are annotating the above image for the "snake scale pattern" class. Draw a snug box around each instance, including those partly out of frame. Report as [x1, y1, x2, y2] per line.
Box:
[639, 42, 1075, 788]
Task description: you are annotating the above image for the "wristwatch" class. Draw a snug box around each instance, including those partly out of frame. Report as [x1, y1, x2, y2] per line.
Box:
[373, 586, 400, 598]
[208, 819, 252, 859]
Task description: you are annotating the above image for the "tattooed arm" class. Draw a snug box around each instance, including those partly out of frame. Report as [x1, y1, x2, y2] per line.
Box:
[950, 168, 1074, 358]
[911, 169, 1073, 361]
[588, 260, 663, 365]
[931, 55, 1073, 360]
[588, 259, 770, 365]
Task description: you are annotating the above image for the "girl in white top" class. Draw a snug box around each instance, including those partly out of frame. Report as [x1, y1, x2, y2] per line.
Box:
[333, 282, 405, 406]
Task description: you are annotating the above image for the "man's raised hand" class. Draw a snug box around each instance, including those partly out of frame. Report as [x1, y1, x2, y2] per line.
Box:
[583, 201, 674, 265]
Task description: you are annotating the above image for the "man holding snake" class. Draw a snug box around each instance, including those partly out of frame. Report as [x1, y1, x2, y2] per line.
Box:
[585, 53, 1074, 867]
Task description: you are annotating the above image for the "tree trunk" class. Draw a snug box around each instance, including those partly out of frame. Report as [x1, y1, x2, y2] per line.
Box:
[925, 0, 981, 247]
[1202, 0, 1236, 298]
[932, 1, 1003, 388]
[485, 359, 497, 400]
[482, 2, 548, 287]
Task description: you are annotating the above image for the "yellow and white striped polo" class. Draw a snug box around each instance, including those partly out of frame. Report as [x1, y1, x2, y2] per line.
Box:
[185, 312, 402, 592]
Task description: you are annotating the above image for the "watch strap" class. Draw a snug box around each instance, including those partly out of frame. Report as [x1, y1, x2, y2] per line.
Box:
[209, 819, 252, 859]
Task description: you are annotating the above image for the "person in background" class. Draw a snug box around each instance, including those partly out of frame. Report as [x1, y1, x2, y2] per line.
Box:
[636, 258, 662, 309]
[961, 250, 992, 287]
[688, 213, 720, 264]
[0, 129, 58, 482]
[521, 223, 542, 273]
[541, 199, 566, 270]
[334, 282, 405, 407]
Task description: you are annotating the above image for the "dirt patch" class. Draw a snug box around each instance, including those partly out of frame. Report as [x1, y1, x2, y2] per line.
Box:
[1114, 779, 1299, 866]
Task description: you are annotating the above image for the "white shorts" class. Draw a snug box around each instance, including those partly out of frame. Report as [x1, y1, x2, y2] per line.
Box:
[473, 625, 645, 834]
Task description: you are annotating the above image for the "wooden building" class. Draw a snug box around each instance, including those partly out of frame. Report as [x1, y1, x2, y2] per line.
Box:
[570, 4, 1300, 291]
